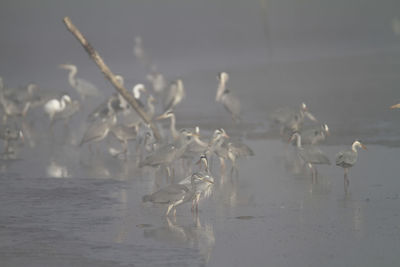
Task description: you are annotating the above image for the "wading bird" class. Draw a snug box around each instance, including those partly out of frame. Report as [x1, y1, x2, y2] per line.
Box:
[142, 170, 212, 217]
[0, 125, 24, 154]
[139, 129, 197, 177]
[335, 140, 367, 189]
[43, 94, 72, 123]
[216, 72, 241, 123]
[179, 155, 214, 212]
[297, 123, 330, 146]
[164, 79, 185, 111]
[59, 64, 100, 100]
[290, 132, 331, 183]
[270, 102, 317, 135]
[79, 98, 117, 150]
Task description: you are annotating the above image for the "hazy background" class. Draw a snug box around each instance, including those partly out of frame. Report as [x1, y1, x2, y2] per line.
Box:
[1, 0, 400, 136]
[1, 1, 400, 266]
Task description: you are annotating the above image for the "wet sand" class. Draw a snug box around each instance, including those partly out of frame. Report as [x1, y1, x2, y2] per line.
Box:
[1, 116, 400, 266]
[1, 1, 400, 266]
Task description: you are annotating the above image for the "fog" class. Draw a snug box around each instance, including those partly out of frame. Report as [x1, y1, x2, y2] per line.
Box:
[1, 1, 400, 266]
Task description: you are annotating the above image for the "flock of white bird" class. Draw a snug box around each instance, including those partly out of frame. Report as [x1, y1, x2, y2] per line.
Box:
[1, 36, 399, 217]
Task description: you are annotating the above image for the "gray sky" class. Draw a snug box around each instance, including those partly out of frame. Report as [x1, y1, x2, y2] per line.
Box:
[0, 0, 399, 87]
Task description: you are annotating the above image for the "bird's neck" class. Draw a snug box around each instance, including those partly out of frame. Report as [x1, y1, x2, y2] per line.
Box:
[351, 143, 358, 152]
[133, 87, 141, 99]
[68, 67, 77, 87]
[169, 115, 179, 140]
[60, 99, 67, 110]
[216, 80, 226, 101]
[146, 100, 155, 119]
[194, 136, 208, 148]
[295, 134, 302, 148]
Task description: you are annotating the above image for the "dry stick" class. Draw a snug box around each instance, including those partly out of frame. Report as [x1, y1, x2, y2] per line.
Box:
[62, 16, 161, 141]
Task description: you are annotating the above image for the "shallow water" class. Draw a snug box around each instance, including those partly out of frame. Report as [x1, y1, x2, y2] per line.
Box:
[1, 1, 400, 266]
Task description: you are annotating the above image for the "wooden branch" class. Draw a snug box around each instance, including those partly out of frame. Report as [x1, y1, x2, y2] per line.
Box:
[62, 16, 161, 141]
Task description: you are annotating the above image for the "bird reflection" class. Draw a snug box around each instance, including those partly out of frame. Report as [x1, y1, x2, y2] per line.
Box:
[46, 160, 70, 178]
[144, 216, 215, 263]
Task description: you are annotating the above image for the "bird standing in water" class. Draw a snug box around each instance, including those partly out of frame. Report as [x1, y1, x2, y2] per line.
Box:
[335, 140, 367, 190]
[290, 132, 331, 183]
[179, 155, 215, 212]
[142, 170, 211, 217]
[59, 64, 100, 101]
[43, 94, 72, 123]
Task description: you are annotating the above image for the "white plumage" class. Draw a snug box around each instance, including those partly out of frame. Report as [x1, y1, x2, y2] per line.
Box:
[43, 95, 71, 121]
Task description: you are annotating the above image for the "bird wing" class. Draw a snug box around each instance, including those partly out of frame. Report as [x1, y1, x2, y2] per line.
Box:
[335, 150, 357, 166]
[76, 78, 100, 96]
[269, 107, 295, 124]
[80, 116, 112, 145]
[87, 99, 109, 121]
[229, 141, 254, 157]
[148, 184, 190, 204]
[140, 144, 176, 167]
[221, 91, 241, 117]
[300, 146, 331, 165]
[164, 83, 177, 110]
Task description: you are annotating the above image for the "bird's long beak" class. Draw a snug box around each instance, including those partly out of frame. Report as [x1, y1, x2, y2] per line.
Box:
[58, 64, 68, 69]
[305, 111, 317, 122]
[361, 143, 367, 150]
[203, 178, 214, 184]
[155, 113, 167, 120]
[222, 132, 230, 139]
[19, 131, 24, 143]
[390, 103, 400, 109]
[190, 132, 200, 138]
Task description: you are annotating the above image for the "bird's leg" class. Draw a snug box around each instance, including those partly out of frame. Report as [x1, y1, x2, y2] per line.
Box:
[313, 166, 318, 184]
[344, 168, 350, 191]
[195, 194, 200, 213]
[173, 207, 177, 217]
[191, 199, 196, 212]
[220, 157, 226, 180]
[120, 140, 128, 160]
[3, 140, 9, 154]
[49, 119, 55, 141]
[21, 121, 35, 148]
[166, 204, 173, 216]
[165, 165, 172, 183]
[308, 163, 315, 184]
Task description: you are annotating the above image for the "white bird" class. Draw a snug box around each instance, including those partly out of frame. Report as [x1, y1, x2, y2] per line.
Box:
[43, 95, 71, 122]
[59, 64, 100, 100]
